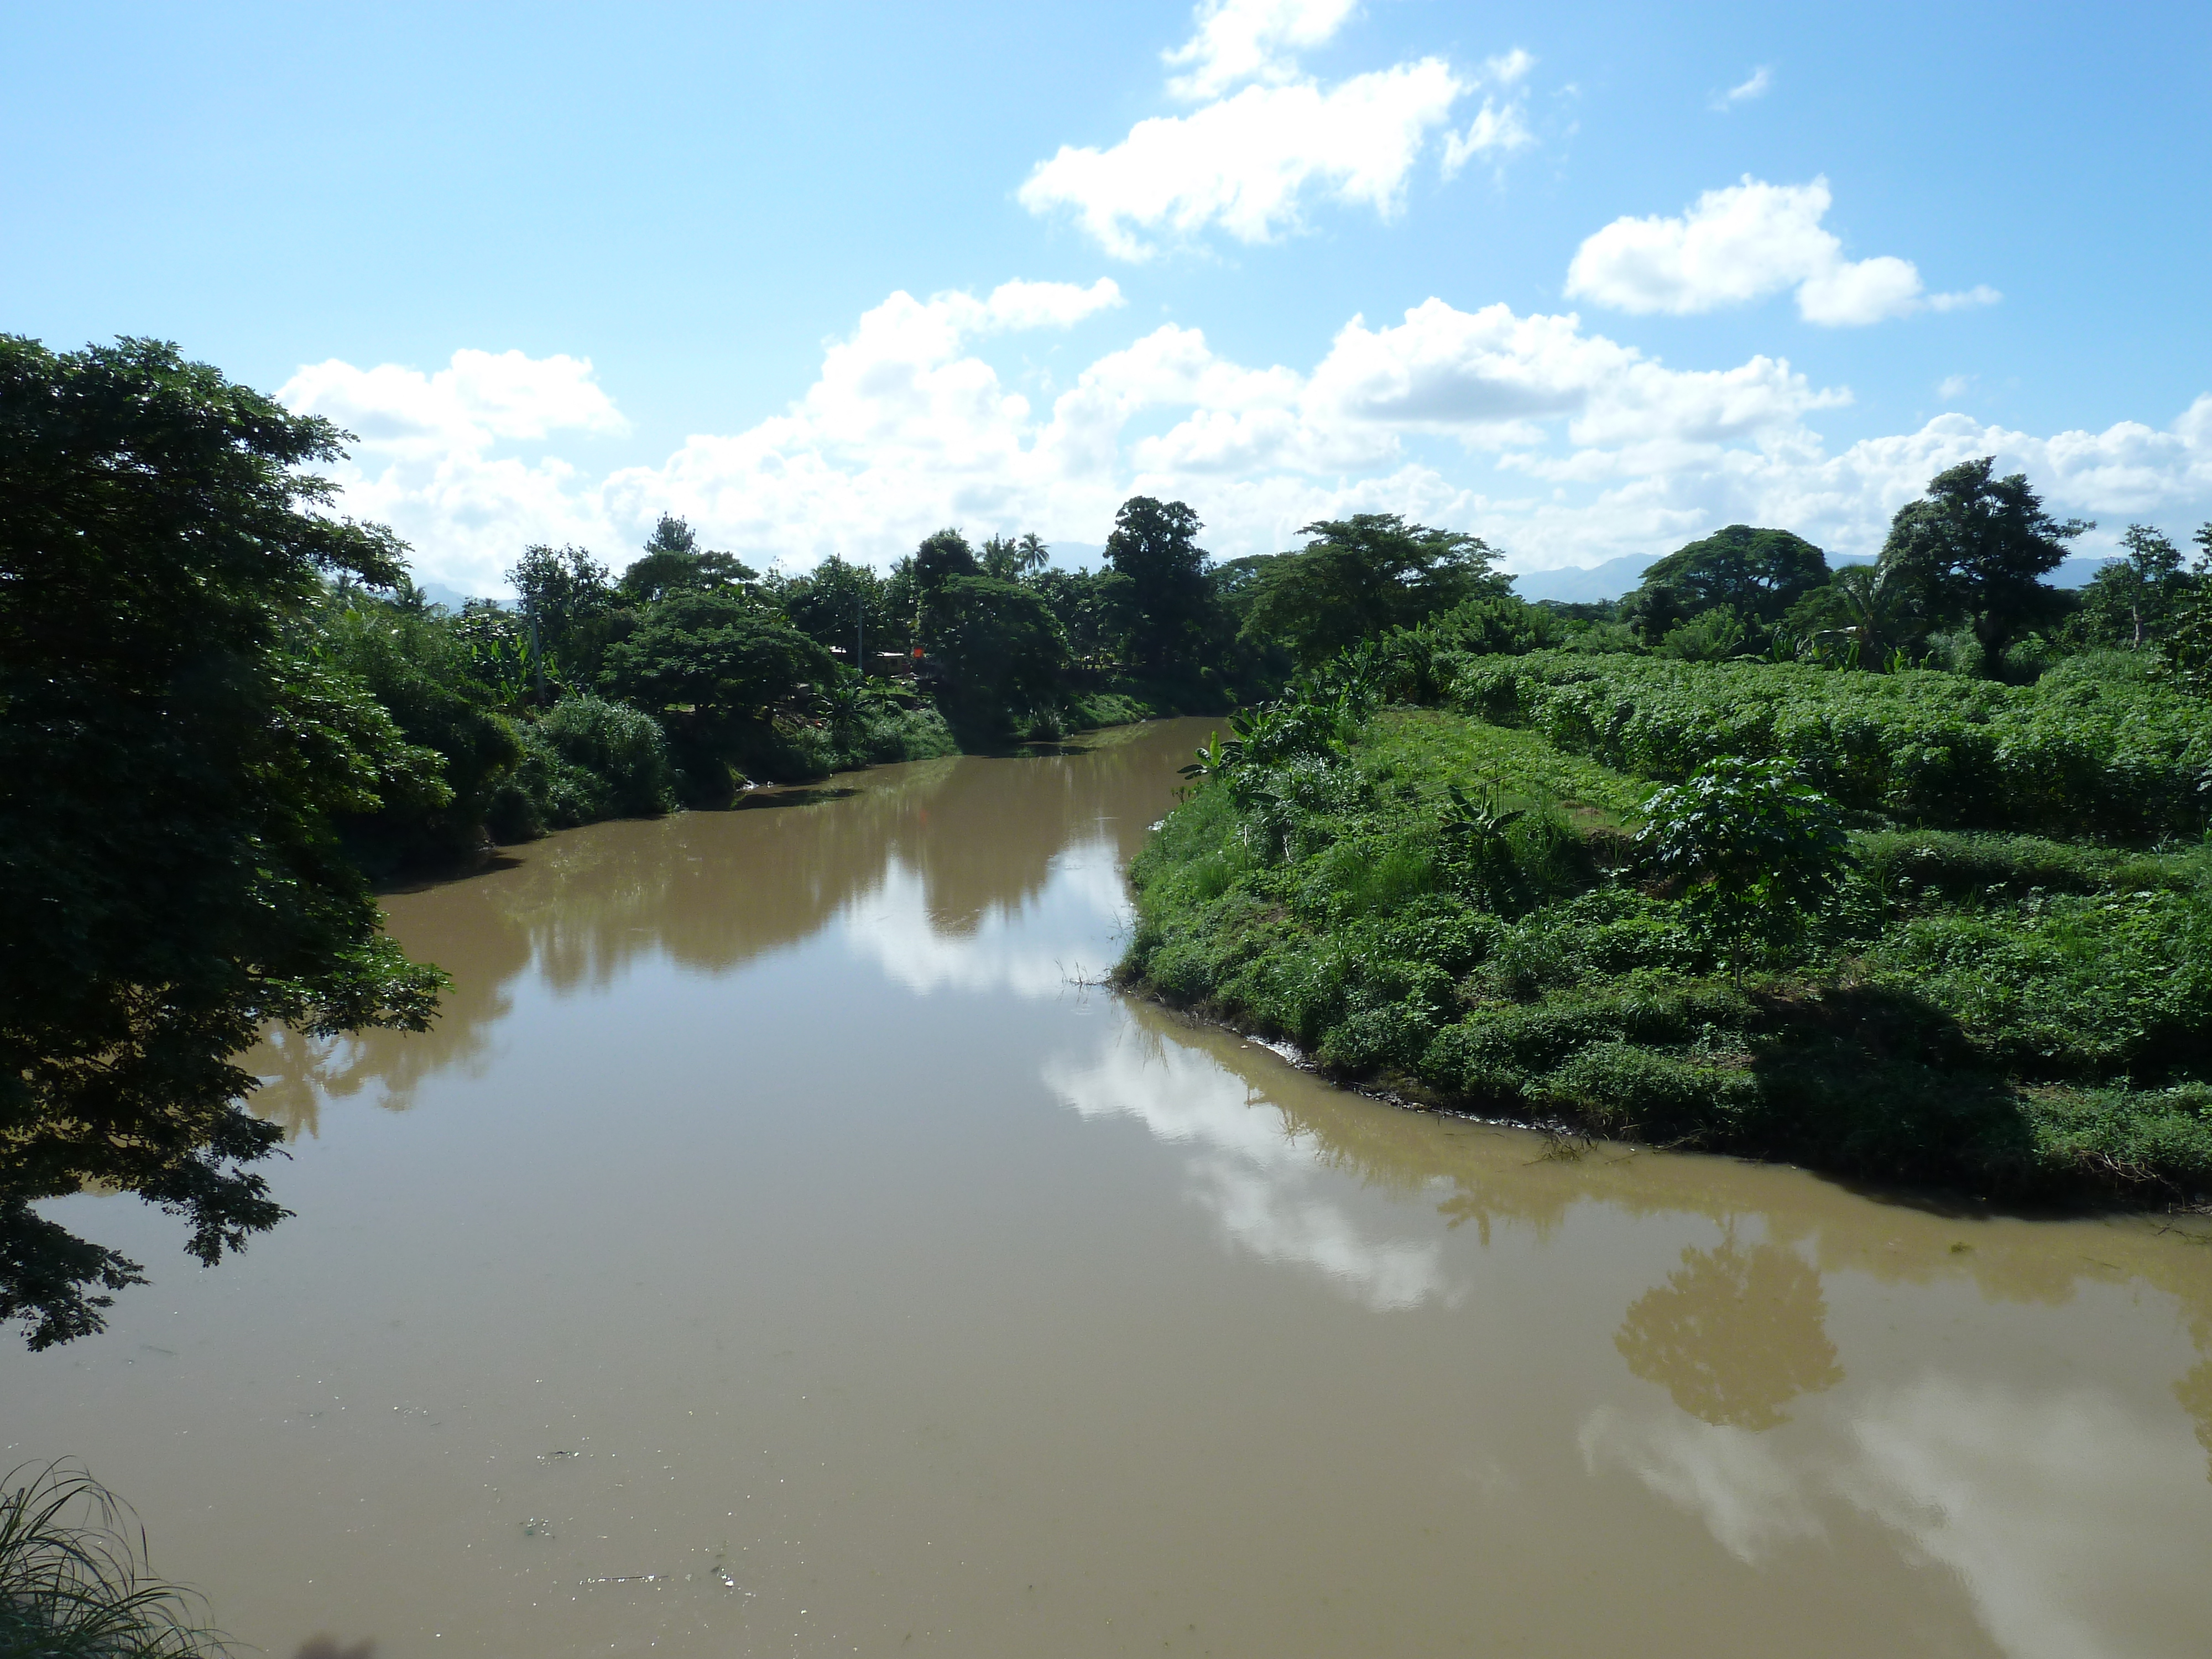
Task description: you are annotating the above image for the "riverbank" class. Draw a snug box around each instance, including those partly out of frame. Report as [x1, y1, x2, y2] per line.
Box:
[1119, 696, 2212, 1208]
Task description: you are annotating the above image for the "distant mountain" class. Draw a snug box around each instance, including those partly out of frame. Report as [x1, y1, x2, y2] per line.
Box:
[1508, 552, 2119, 604]
[1507, 556, 1661, 603]
[418, 580, 492, 611]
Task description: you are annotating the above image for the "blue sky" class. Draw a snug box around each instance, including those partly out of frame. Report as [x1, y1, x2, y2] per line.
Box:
[5, 0, 2208, 592]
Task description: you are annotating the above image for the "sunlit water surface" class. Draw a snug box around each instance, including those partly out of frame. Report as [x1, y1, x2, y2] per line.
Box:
[9, 718, 2212, 1658]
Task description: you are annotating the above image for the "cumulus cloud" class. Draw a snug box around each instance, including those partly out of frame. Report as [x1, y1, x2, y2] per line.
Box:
[290, 285, 2212, 595]
[281, 347, 627, 461]
[1020, 59, 1464, 259]
[1566, 176, 1999, 326]
[1024, 0, 1537, 257]
[1161, 0, 1361, 100]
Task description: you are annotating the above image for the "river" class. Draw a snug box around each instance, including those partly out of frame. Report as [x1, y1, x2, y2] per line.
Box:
[7, 716, 2212, 1658]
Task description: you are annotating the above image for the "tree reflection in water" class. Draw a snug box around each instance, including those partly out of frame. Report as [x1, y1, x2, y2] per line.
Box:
[1613, 1234, 1844, 1430]
[245, 725, 1191, 1138]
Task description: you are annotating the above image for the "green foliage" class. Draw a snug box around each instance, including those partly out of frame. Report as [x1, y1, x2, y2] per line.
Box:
[1876, 456, 2091, 656]
[602, 590, 834, 718]
[1104, 496, 1214, 674]
[1240, 513, 1504, 666]
[1452, 650, 2212, 842]
[1639, 758, 1850, 981]
[315, 593, 525, 865]
[0, 1463, 230, 1657]
[615, 513, 757, 606]
[1625, 524, 1829, 647]
[491, 695, 678, 837]
[923, 575, 1067, 711]
[2074, 524, 2198, 649]
[1121, 654, 2212, 1202]
[0, 335, 447, 1347]
[1651, 604, 1747, 662]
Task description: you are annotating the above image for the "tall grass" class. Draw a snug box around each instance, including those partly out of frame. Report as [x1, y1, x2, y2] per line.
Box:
[0, 1463, 229, 1657]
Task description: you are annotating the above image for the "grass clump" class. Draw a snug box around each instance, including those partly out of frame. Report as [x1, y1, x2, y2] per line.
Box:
[1125, 652, 2212, 1204]
[0, 1464, 229, 1657]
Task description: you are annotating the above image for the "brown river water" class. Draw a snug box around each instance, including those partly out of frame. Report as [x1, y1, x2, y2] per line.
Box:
[8, 716, 2212, 1658]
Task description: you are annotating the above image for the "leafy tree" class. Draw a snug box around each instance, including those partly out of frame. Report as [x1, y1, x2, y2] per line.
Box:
[1652, 604, 1747, 662]
[773, 554, 905, 660]
[1780, 562, 1913, 666]
[0, 336, 448, 1348]
[1624, 526, 1830, 644]
[615, 513, 757, 606]
[1031, 567, 1129, 668]
[925, 575, 1067, 709]
[1876, 458, 2089, 659]
[1104, 497, 1214, 674]
[316, 593, 525, 866]
[911, 528, 982, 644]
[1638, 758, 1850, 984]
[601, 589, 833, 721]
[2159, 523, 2212, 697]
[1241, 514, 1501, 666]
[2077, 524, 2193, 648]
[506, 542, 614, 690]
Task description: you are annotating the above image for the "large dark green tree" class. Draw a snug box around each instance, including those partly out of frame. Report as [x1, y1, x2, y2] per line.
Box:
[615, 513, 757, 606]
[1623, 525, 1829, 642]
[1103, 497, 1213, 674]
[1241, 514, 1501, 666]
[1876, 458, 2089, 658]
[926, 575, 1067, 709]
[0, 337, 449, 1348]
[601, 589, 834, 720]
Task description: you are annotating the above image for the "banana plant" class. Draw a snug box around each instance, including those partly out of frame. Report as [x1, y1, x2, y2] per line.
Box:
[1178, 729, 1244, 784]
[1439, 781, 1524, 847]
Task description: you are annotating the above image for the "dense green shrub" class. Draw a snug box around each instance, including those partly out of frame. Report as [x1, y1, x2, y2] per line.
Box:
[1125, 674, 2212, 1201]
[1452, 651, 2212, 842]
[317, 598, 524, 864]
[488, 695, 677, 837]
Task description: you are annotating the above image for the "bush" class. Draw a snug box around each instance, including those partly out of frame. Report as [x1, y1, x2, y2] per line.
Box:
[1451, 650, 2212, 842]
[488, 695, 676, 837]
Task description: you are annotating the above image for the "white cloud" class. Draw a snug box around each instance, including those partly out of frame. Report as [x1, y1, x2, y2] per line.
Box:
[1161, 0, 1361, 100]
[1566, 176, 1999, 326]
[1442, 49, 1537, 177]
[1020, 59, 1464, 259]
[281, 348, 627, 462]
[290, 285, 2212, 595]
[1714, 65, 1772, 109]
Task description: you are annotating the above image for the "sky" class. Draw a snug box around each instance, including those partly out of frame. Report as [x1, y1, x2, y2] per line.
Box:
[4, 0, 2208, 594]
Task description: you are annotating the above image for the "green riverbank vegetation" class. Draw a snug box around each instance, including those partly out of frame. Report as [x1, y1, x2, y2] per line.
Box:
[9, 331, 2212, 1348]
[1123, 472, 2212, 1208]
[0, 1463, 229, 1656]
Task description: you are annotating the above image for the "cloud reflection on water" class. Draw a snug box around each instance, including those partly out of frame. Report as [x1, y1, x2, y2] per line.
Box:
[1044, 1021, 1460, 1312]
[1584, 1374, 2212, 1659]
[839, 841, 1131, 999]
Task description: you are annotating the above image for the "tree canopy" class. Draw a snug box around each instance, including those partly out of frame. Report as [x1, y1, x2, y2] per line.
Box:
[1104, 497, 1213, 673]
[1877, 457, 2089, 654]
[1624, 525, 1830, 640]
[1241, 514, 1503, 666]
[0, 336, 448, 1348]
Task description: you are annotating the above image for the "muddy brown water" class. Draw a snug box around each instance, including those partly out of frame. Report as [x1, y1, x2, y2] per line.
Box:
[8, 716, 2212, 1658]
